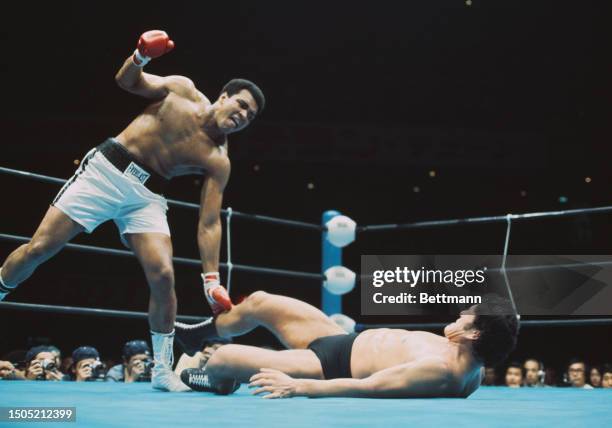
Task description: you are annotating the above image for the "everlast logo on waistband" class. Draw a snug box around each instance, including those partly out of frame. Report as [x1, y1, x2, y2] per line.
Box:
[124, 162, 150, 184]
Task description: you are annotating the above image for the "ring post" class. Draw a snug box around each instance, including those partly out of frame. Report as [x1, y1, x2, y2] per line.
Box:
[322, 210, 342, 315]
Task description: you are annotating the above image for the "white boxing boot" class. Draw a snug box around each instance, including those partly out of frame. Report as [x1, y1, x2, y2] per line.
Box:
[150, 330, 191, 392]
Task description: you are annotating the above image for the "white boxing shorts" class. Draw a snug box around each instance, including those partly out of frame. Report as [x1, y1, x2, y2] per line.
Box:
[52, 138, 170, 247]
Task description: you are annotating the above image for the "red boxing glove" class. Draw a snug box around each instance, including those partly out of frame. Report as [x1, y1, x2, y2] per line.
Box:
[202, 272, 233, 316]
[133, 30, 175, 66]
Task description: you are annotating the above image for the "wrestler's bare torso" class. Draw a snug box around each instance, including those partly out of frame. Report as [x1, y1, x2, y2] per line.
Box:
[351, 328, 482, 397]
[115, 84, 227, 179]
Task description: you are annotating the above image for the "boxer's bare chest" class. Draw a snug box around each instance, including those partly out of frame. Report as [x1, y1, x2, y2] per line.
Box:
[120, 93, 227, 178]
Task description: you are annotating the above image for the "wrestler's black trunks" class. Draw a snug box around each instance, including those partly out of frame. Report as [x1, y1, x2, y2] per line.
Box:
[307, 333, 358, 379]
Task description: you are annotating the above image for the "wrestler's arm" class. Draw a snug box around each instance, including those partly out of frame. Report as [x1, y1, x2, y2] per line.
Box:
[302, 358, 451, 398]
[114, 55, 196, 100]
[197, 157, 231, 273]
[251, 359, 451, 399]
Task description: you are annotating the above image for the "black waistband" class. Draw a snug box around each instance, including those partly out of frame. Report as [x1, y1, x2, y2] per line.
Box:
[97, 139, 168, 195]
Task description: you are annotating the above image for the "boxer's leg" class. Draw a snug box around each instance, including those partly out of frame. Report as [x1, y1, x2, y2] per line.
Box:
[1, 206, 84, 293]
[125, 232, 176, 334]
[215, 291, 347, 349]
[126, 232, 188, 392]
[2, 146, 115, 299]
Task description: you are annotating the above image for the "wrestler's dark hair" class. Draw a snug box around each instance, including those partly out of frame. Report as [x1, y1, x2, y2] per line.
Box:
[471, 295, 519, 366]
[221, 78, 266, 113]
[602, 364, 612, 376]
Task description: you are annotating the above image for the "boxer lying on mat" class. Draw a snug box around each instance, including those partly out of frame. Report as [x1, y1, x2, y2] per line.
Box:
[175, 292, 519, 398]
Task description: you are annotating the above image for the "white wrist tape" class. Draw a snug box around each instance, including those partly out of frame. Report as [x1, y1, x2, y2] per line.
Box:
[202, 272, 220, 284]
[202, 272, 221, 295]
[132, 49, 151, 67]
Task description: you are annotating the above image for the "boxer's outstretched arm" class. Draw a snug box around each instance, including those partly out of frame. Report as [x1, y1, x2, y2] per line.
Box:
[115, 56, 195, 100]
[197, 157, 231, 273]
[114, 30, 195, 100]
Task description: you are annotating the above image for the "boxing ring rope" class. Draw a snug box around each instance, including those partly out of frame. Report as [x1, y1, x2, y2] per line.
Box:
[355, 318, 612, 331]
[0, 301, 205, 322]
[356, 203, 612, 331]
[0, 233, 324, 281]
[3, 164, 612, 330]
[356, 205, 612, 232]
[225, 207, 234, 293]
[0, 164, 334, 322]
[1, 299, 610, 330]
[0, 166, 323, 231]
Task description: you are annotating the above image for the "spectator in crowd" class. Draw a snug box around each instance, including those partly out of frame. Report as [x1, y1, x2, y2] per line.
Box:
[0, 350, 27, 380]
[70, 346, 105, 382]
[566, 358, 593, 389]
[589, 366, 602, 388]
[60, 357, 73, 375]
[481, 367, 497, 386]
[0, 360, 25, 380]
[48, 346, 62, 371]
[24, 345, 63, 381]
[523, 358, 546, 387]
[103, 358, 117, 373]
[544, 367, 558, 386]
[106, 340, 153, 383]
[504, 361, 523, 388]
[601, 364, 612, 389]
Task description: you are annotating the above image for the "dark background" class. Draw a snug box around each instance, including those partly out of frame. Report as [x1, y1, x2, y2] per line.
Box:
[1, 1, 611, 379]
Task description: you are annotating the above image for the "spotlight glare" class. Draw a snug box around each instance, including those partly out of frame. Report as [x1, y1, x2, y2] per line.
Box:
[413, 186, 420, 193]
[585, 177, 592, 183]
[558, 196, 568, 204]
[428, 170, 436, 178]
[307, 182, 315, 190]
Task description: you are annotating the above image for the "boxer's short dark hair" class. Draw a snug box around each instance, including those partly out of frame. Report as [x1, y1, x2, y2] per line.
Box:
[471, 296, 520, 366]
[221, 78, 265, 113]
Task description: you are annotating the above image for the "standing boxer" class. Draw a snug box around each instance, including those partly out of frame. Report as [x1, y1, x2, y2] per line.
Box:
[0, 30, 265, 391]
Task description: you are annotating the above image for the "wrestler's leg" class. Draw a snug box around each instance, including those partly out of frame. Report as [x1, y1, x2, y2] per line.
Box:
[206, 344, 324, 383]
[125, 232, 176, 333]
[173, 342, 225, 374]
[216, 291, 346, 349]
[1, 206, 84, 287]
